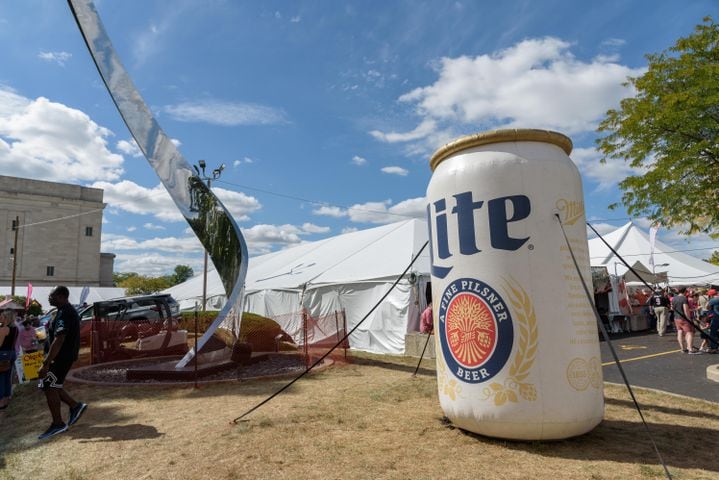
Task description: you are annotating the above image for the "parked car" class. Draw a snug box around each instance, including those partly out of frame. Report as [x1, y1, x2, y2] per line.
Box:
[78, 294, 181, 345]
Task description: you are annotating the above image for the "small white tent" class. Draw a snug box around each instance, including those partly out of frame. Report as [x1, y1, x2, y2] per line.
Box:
[165, 219, 431, 354]
[588, 222, 719, 286]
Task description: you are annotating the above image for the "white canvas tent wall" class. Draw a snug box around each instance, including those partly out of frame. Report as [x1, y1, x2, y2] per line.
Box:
[0, 286, 126, 311]
[165, 219, 431, 354]
[588, 222, 719, 286]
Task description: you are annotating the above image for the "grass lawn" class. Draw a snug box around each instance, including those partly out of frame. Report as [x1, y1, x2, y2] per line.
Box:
[1, 352, 717, 479]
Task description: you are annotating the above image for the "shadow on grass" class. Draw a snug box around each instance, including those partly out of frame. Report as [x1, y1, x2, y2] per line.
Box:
[349, 356, 435, 377]
[68, 424, 164, 443]
[441, 416, 719, 475]
[605, 396, 719, 422]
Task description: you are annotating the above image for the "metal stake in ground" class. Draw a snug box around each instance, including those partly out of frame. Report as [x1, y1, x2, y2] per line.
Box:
[412, 332, 433, 377]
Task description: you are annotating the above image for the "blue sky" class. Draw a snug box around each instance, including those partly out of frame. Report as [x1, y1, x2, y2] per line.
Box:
[1, 0, 717, 276]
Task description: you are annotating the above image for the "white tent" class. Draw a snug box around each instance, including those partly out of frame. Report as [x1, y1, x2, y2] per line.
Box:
[0, 286, 125, 311]
[165, 219, 431, 354]
[588, 222, 719, 286]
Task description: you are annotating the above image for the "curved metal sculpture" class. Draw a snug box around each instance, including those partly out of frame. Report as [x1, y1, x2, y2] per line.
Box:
[68, 0, 248, 367]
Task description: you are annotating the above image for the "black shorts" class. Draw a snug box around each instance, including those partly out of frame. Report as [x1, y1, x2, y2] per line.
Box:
[38, 358, 73, 390]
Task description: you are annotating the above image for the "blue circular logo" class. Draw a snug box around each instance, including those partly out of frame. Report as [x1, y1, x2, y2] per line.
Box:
[438, 278, 513, 384]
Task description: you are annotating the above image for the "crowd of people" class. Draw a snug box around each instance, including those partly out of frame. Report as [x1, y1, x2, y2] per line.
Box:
[0, 286, 87, 439]
[643, 286, 719, 354]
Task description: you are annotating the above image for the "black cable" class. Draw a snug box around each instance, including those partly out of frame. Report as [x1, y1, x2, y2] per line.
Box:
[230, 241, 429, 424]
[587, 222, 718, 345]
[559, 215, 672, 479]
[412, 331, 433, 377]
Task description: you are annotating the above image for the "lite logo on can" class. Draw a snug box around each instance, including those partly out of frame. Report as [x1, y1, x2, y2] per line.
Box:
[438, 278, 514, 383]
[427, 192, 531, 279]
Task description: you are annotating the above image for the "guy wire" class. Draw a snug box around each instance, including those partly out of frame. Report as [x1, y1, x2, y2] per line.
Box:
[230, 241, 429, 424]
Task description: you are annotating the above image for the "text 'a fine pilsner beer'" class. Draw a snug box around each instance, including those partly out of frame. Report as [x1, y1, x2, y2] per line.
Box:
[426, 129, 603, 440]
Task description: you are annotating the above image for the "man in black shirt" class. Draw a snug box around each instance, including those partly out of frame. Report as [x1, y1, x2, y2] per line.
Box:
[37, 286, 87, 440]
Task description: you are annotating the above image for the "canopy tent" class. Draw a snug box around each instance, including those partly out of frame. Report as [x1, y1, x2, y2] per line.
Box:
[0, 286, 125, 311]
[588, 222, 719, 286]
[165, 219, 431, 354]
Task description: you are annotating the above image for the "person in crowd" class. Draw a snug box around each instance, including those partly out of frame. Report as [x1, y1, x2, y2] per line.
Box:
[16, 318, 39, 353]
[706, 289, 719, 354]
[649, 288, 670, 336]
[671, 287, 697, 353]
[0, 309, 19, 410]
[37, 286, 87, 439]
[698, 289, 710, 316]
[420, 303, 434, 334]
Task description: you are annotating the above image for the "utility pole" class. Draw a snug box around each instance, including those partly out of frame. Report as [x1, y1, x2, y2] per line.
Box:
[193, 160, 225, 311]
[11, 215, 19, 296]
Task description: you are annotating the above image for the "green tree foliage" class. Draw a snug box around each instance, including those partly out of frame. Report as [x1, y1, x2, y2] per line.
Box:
[596, 17, 719, 236]
[113, 272, 139, 287]
[173, 265, 194, 285]
[705, 250, 719, 266]
[117, 275, 173, 295]
[113, 264, 194, 295]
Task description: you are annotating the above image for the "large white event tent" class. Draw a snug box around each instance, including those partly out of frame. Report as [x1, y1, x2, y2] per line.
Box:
[0, 286, 125, 311]
[165, 219, 431, 354]
[588, 222, 719, 286]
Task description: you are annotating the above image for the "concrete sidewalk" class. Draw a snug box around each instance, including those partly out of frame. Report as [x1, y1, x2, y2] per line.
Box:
[600, 330, 719, 402]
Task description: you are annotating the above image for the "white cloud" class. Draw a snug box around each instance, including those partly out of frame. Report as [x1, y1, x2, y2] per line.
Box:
[214, 187, 262, 221]
[113, 252, 203, 277]
[570, 147, 642, 190]
[242, 224, 306, 255]
[143, 222, 166, 231]
[601, 38, 626, 48]
[117, 139, 143, 157]
[0, 87, 124, 182]
[351, 155, 367, 166]
[312, 205, 346, 218]
[91, 180, 261, 222]
[102, 233, 202, 253]
[300, 223, 330, 234]
[164, 100, 287, 126]
[312, 197, 426, 224]
[341, 227, 358, 234]
[127, 226, 137, 232]
[290, 15, 301, 23]
[371, 37, 644, 152]
[381, 166, 409, 176]
[38, 51, 72, 66]
[233, 157, 254, 168]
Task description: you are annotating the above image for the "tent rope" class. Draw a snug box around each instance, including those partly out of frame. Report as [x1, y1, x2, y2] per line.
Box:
[230, 241, 429, 424]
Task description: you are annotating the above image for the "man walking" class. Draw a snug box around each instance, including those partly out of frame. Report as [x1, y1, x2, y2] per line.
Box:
[37, 286, 87, 439]
[649, 289, 670, 336]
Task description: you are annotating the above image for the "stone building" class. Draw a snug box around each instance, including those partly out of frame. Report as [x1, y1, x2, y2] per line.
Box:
[0, 175, 115, 288]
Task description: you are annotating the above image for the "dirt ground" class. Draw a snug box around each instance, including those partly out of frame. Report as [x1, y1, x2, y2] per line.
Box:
[1, 352, 717, 480]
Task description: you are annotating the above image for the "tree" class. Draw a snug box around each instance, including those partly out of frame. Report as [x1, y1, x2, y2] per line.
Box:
[705, 250, 719, 266]
[119, 275, 173, 295]
[172, 265, 194, 285]
[596, 17, 719, 237]
[113, 272, 139, 287]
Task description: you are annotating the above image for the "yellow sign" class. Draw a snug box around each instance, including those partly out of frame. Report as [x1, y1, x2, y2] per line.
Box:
[21, 351, 45, 380]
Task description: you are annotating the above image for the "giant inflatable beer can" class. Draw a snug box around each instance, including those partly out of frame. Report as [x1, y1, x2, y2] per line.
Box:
[427, 129, 603, 440]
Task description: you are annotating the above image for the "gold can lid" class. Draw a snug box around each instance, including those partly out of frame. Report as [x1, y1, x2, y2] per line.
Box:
[429, 128, 573, 171]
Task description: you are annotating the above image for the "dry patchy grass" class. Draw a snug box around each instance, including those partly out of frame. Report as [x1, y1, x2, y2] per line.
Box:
[1, 353, 717, 479]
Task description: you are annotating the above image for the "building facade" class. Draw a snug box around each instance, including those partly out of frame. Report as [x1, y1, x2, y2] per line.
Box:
[0, 175, 114, 288]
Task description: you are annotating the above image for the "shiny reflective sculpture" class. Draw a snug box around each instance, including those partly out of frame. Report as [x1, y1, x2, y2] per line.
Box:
[68, 0, 248, 367]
